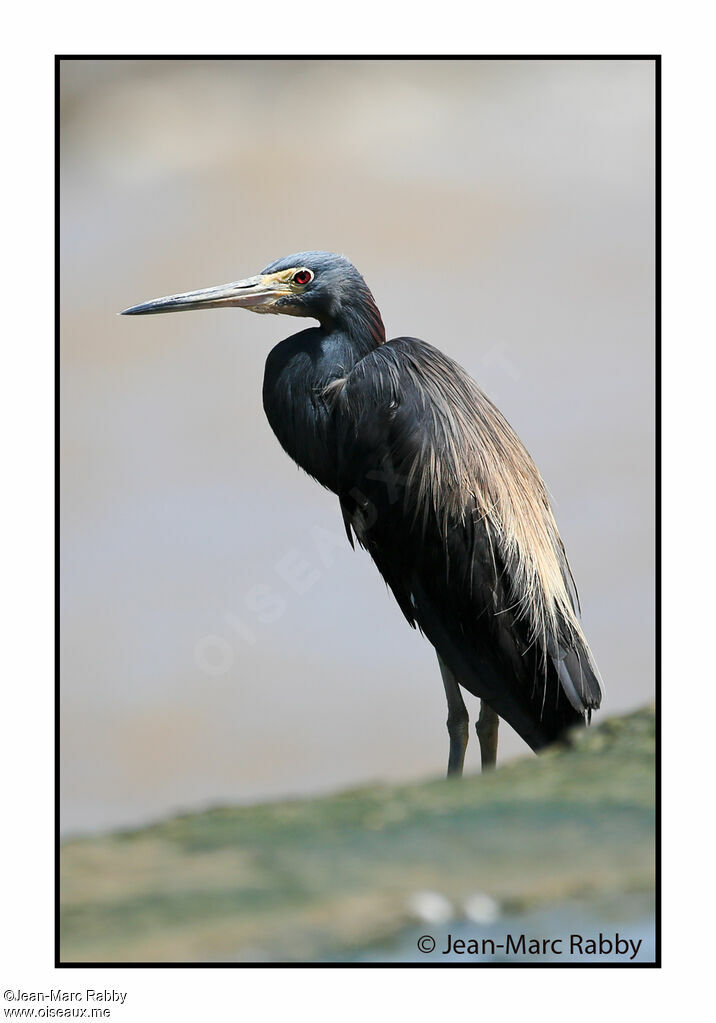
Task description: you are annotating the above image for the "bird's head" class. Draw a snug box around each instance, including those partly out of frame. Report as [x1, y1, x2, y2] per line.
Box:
[121, 251, 375, 329]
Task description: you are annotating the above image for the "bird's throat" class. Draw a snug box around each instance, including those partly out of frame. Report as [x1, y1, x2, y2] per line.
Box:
[262, 324, 377, 491]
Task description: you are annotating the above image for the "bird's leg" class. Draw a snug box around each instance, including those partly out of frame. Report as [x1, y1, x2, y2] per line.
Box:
[476, 701, 499, 770]
[437, 655, 469, 777]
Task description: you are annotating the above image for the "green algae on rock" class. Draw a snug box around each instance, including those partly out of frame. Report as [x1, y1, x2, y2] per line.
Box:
[60, 705, 655, 963]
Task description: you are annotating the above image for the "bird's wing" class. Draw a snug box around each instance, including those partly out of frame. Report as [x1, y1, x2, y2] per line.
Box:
[330, 337, 601, 750]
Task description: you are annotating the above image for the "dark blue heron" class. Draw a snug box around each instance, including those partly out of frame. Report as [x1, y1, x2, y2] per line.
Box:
[122, 251, 602, 775]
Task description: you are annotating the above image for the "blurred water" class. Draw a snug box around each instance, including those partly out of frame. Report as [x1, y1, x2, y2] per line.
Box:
[60, 59, 655, 834]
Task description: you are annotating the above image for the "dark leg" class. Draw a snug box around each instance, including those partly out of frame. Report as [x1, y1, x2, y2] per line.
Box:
[437, 655, 469, 777]
[476, 700, 499, 769]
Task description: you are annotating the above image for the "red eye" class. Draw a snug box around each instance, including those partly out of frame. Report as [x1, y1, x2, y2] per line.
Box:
[293, 269, 312, 285]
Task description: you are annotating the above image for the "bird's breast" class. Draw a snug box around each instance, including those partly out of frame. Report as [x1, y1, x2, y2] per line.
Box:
[262, 330, 343, 492]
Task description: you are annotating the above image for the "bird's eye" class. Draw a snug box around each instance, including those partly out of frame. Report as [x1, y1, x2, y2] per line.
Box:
[292, 269, 313, 286]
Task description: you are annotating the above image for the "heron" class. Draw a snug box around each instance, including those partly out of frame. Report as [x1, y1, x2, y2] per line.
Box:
[122, 251, 602, 776]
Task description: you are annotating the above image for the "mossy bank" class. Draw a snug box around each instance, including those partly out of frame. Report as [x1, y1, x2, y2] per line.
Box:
[60, 705, 655, 963]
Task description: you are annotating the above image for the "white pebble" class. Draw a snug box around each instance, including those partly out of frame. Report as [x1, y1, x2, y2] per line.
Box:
[463, 892, 500, 925]
[407, 890, 454, 925]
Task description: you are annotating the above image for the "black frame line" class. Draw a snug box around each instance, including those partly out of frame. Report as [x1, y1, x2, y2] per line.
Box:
[55, 53, 661, 969]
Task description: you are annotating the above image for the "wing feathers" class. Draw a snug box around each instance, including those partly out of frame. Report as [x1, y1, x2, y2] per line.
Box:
[331, 336, 602, 746]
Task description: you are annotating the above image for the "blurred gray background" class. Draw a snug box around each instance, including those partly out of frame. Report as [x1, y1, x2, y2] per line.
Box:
[60, 58, 655, 835]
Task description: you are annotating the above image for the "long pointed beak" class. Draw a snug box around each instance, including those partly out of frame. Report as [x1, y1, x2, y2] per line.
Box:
[120, 275, 288, 316]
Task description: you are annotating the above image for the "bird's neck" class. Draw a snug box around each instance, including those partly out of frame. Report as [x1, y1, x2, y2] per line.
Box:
[320, 286, 386, 357]
[262, 309, 384, 492]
